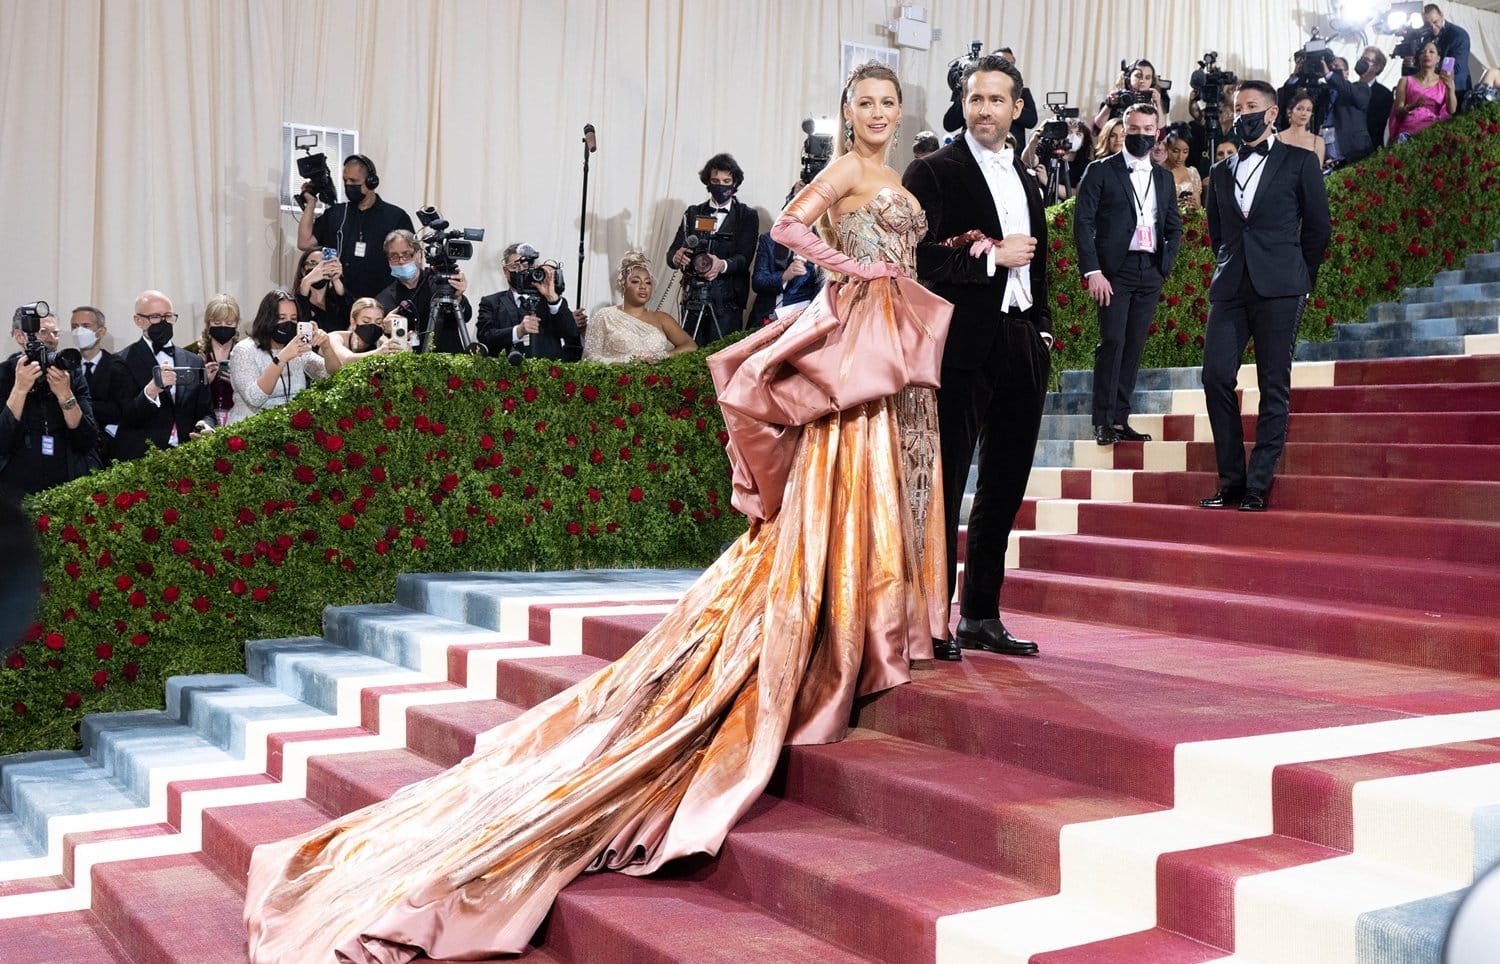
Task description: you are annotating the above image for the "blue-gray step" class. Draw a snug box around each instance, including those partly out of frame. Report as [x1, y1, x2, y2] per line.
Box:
[1400, 280, 1500, 305]
[1057, 366, 1203, 395]
[1045, 389, 1176, 417]
[1366, 298, 1500, 324]
[1334, 315, 1498, 344]
[395, 569, 706, 634]
[1295, 336, 1472, 361]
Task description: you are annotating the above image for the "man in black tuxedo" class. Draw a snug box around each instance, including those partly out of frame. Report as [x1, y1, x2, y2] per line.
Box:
[476, 243, 581, 362]
[1321, 55, 1375, 166]
[69, 306, 127, 464]
[1358, 48, 1394, 151]
[1074, 103, 1182, 445]
[666, 153, 758, 344]
[905, 54, 1052, 660]
[112, 291, 214, 462]
[1200, 80, 1331, 513]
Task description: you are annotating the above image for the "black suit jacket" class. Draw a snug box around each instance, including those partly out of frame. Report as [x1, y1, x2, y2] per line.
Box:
[1204, 140, 1331, 301]
[903, 136, 1052, 372]
[81, 349, 128, 461]
[665, 199, 759, 313]
[1325, 71, 1374, 161]
[1073, 153, 1183, 280]
[1367, 81, 1394, 150]
[476, 291, 582, 361]
[112, 340, 214, 460]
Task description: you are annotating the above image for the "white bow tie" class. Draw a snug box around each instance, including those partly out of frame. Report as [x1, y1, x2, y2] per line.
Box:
[984, 148, 1014, 168]
[1127, 159, 1152, 173]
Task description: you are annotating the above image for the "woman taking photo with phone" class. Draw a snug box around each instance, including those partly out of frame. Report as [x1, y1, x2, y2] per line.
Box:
[1392, 41, 1457, 141]
[295, 247, 350, 332]
[227, 289, 343, 424]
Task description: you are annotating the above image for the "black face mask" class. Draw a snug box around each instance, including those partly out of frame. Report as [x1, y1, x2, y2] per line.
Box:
[708, 184, 735, 204]
[309, 278, 329, 290]
[1232, 110, 1271, 144]
[208, 325, 237, 345]
[273, 321, 298, 345]
[1124, 133, 1156, 158]
[1354, 57, 1372, 76]
[147, 320, 174, 351]
[355, 323, 384, 348]
[345, 183, 365, 205]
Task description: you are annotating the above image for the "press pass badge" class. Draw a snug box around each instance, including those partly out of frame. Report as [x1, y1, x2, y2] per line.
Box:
[40, 435, 56, 457]
[353, 241, 367, 258]
[1131, 223, 1156, 251]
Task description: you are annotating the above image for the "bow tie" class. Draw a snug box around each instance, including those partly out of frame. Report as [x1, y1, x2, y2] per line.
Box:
[984, 148, 1014, 168]
[1127, 159, 1152, 173]
[1238, 140, 1270, 160]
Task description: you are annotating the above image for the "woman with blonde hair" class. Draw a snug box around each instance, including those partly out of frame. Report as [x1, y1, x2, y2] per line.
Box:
[582, 253, 697, 363]
[1094, 116, 1125, 159]
[247, 60, 952, 962]
[192, 293, 241, 426]
[326, 296, 410, 362]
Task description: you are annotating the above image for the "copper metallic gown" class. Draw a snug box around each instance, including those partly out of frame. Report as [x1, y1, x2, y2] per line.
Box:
[244, 188, 954, 963]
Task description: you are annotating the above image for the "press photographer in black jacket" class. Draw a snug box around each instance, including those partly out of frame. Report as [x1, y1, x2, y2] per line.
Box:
[666, 153, 758, 343]
[1, 304, 99, 500]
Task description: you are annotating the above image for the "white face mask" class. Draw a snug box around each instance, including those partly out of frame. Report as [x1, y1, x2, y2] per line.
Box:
[74, 327, 98, 350]
[1068, 134, 1084, 152]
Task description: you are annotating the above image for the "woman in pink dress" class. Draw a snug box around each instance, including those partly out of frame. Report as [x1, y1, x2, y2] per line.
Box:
[1392, 41, 1457, 141]
[244, 61, 954, 963]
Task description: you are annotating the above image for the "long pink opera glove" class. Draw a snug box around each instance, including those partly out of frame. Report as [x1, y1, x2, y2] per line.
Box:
[769, 181, 901, 281]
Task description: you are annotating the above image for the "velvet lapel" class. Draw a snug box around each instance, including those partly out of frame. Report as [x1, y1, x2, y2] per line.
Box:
[951, 136, 1003, 237]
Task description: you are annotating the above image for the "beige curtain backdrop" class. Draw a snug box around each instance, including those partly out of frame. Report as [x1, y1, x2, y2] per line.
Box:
[3, 0, 1497, 348]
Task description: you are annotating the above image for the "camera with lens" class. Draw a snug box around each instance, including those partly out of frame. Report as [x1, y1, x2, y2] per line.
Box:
[1191, 51, 1239, 132]
[799, 117, 835, 184]
[946, 40, 985, 94]
[294, 135, 338, 208]
[679, 215, 729, 280]
[416, 206, 485, 280]
[13, 301, 80, 383]
[1038, 93, 1080, 150]
[506, 244, 567, 304]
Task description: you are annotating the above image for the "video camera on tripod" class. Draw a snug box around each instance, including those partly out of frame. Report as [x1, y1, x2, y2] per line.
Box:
[676, 212, 732, 342]
[1191, 51, 1238, 140]
[1036, 93, 1082, 204]
[294, 134, 338, 208]
[13, 301, 81, 381]
[799, 117, 836, 183]
[411, 206, 486, 355]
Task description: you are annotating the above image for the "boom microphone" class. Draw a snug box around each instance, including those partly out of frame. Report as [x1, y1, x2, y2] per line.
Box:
[583, 123, 597, 153]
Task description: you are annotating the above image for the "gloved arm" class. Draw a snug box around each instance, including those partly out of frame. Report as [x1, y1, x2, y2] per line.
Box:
[769, 179, 899, 281]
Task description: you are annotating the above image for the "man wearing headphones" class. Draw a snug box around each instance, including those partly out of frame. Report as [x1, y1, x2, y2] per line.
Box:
[665, 153, 758, 343]
[298, 154, 415, 304]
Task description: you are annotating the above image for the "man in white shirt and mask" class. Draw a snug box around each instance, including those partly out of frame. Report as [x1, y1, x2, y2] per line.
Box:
[904, 54, 1053, 660]
[1073, 104, 1183, 446]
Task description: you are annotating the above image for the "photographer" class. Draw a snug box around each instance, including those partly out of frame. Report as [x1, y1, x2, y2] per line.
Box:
[1094, 59, 1168, 131]
[476, 243, 582, 362]
[1361, 48, 1395, 150]
[1022, 116, 1091, 203]
[295, 248, 349, 332]
[228, 290, 341, 424]
[665, 153, 758, 343]
[1318, 55, 1374, 167]
[1279, 47, 1333, 134]
[329, 297, 411, 362]
[297, 154, 414, 303]
[374, 229, 474, 354]
[750, 182, 824, 324]
[1, 305, 99, 499]
[113, 291, 215, 461]
[1421, 5, 1471, 98]
[1189, 52, 1238, 175]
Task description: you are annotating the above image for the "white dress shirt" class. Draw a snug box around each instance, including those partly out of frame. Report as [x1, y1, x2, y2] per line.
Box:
[1230, 134, 1277, 217]
[965, 130, 1033, 312]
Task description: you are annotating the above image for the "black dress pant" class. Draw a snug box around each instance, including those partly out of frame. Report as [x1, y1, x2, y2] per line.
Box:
[1201, 287, 1304, 494]
[1091, 252, 1164, 426]
[937, 313, 1051, 619]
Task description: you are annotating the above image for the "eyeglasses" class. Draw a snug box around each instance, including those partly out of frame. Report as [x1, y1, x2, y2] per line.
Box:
[388, 250, 418, 265]
[135, 312, 179, 324]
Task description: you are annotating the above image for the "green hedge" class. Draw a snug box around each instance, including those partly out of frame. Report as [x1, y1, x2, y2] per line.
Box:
[1042, 101, 1500, 376]
[8, 352, 745, 754]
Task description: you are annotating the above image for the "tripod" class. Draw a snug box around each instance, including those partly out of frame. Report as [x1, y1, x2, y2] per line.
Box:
[680, 278, 722, 344]
[1040, 149, 1075, 206]
[417, 275, 483, 355]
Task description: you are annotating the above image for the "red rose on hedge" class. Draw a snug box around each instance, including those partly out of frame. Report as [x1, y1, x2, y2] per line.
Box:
[450, 529, 467, 546]
[44, 632, 65, 651]
[628, 487, 644, 502]
[63, 692, 82, 710]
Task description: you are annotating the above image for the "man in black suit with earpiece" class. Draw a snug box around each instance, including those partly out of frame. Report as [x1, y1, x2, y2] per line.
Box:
[1200, 79, 1330, 513]
[298, 154, 414, 304]
[905, 54, 1052, 660]
[1073, 103, 1182, 446]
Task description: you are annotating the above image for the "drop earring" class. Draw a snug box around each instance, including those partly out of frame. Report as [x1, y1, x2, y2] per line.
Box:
[843, 122, 854, 144]
[892, 124, 901, 147]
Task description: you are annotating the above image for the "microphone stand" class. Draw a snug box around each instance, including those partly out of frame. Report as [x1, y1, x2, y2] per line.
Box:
[577, 124, 596, 307]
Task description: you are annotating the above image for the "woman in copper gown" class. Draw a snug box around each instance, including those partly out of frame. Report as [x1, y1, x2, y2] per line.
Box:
[244, 61, 954, 963]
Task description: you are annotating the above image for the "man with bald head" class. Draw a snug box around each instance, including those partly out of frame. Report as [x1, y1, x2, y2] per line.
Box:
[112, 290, 214, 461]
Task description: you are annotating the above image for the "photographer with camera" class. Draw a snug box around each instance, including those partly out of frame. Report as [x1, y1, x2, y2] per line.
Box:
[1094, 59, 1168, 132]
[374, 229, 475, 354]
[942, 45, 1038, 139]
[1074, 103, 1182, 447]
[477, 243, 582, 362]
[228, 290, 342, 424]
[1189, 51, 1238, 174]
[1316, 54, 1375, 167]
[0, 304, 99, 499]
[1022, 98, 1091, 204]
[666, 153, 758, 343]
[1420, 5, 1471, 99]
[297, 154, 415, 304]
[113, 291, 215, 461]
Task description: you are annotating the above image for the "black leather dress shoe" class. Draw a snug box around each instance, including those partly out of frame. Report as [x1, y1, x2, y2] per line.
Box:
[1112, 423, 1153, 442]
[1199, 487, 1245, 509]
[1238, 490, 1269, 512]
[1093, 425, 1118, 445]
[955, 617, 1040, 656]
[931, 636, 964, 661]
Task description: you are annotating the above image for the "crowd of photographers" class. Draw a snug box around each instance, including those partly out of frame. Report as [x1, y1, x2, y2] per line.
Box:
[5, 3, 1486, 503]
